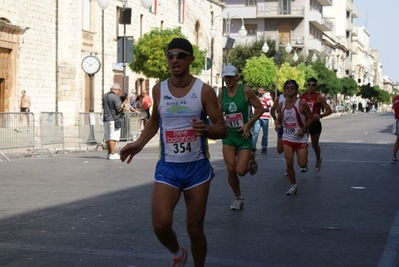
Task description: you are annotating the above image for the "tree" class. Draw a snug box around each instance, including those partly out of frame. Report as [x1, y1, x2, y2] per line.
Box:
[130, 27, 206, 81]
[340, 76, 358, 97]
[276, 63, 306, 93]
[357, 84, 380, 100]
[227, 39, 268, 74]
[377, 89, 392, 104]
[311, 61, 341, 95]
[242, 54, 278, 89]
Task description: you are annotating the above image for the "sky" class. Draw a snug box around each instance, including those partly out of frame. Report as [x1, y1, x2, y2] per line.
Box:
[353, 0, 399, 83]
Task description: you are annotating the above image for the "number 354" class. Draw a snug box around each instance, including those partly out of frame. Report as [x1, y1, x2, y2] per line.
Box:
[173, 142, 192, 153]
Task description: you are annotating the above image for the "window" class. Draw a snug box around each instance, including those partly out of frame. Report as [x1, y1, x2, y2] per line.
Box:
[279, 0, 291, 15]
[245, 24, 257, 37]
[245, 0, 257, 6]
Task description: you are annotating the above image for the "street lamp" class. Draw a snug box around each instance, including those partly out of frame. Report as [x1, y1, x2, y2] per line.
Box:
[262, 34, 292, 54]
[209, 11, 247, 64]
[97, 0, 109, 98]
[291, 46, 317, 63]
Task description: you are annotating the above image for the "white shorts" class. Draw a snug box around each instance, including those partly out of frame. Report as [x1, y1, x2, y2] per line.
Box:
[104, 121, 121, 141]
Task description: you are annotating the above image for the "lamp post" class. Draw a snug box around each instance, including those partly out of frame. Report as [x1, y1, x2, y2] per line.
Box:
[209, 11, 247, 65]
[96, 0, 152, 94]
[262, 34, 292, 100]
[96, 0, 109, 97]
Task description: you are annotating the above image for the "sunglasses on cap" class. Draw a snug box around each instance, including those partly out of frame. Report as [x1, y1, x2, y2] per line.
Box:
[307, 83, 317, 87]
[165, 51, 191, 59]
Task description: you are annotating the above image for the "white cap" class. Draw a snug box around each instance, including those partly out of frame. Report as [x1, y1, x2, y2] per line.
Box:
[222, 65, 238, 77]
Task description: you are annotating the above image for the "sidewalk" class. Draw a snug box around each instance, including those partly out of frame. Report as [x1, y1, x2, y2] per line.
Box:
[1, 111, 341, 160]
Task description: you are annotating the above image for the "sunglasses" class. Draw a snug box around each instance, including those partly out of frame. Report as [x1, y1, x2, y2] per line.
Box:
[165, 51, 191, 59]
[307, 83, 317, 87]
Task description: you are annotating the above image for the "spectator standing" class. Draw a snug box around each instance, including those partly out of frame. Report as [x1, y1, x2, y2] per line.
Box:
[252, 86, 273, 154]
[102, 83, 128, 160]
[275, 80, 314, 195]
[218, 65, 263, 210]
[15, 90, 31, 132]
[299, 78, 332, 173]
[392, 94, 399, 163]
[141, 90, 152, 128]
[120, 38, 227, 267]
[129, 89, 137, 112]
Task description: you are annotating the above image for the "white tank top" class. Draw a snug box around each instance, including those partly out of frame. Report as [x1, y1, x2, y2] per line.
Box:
[281, 98, 308, 143]
[158, 78, 209, 163]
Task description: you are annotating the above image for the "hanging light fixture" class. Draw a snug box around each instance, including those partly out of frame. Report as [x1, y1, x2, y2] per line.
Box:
[312, 53, 317, 63]
[285, 42, 293, 53]
[262, 42, 269, 53]
[141, 0, 153, 8]
[293, 51, 299, 62]
[238, 25, 247, 38]
[96, 0, 110, 10]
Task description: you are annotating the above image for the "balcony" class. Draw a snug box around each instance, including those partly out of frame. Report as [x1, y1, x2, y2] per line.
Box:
[346, 23, 353, 32]
[307, 39, 322, 54]
[308, 11, 333, 31]
[222, 6, 257, 20]
[316, 0, 333, 6]
[257, 5, 305, 18]
[346, 2, 359, 18]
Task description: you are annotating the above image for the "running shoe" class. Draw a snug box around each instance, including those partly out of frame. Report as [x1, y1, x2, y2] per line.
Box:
[286, 185, 298, 196]
[14, 128, 21, 132]
[230, 198, 244, 210]
[314, 158, 322, 173]
[249, 153, 258, 175]
[391, 158, 398, 164]
[108, 153, 120, 160]
[170, 246, 188, 267]
[300, 166, 308, 173]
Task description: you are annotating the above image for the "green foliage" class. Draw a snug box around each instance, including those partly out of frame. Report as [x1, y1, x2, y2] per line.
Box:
[377, 89, 392, 104]
[357, 84, 379, 99]
[276, 63, 306, 93]
[340, 76, 358, 96]
[311, 61, 341, 95]
[130, 27, 206, 81]
[241, 54, 278, 89]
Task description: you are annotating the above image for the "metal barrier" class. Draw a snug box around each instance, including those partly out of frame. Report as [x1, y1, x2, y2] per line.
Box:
[78, 112, 103, 151]
[120, 113, 141, 143]
[0, 112, 35, 161]
[35, 112, 71, 156]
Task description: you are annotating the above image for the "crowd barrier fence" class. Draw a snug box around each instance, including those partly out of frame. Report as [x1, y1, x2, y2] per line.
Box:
[35, 112, 71, 156]
[78, 112, 104, 152]
[0, 112, 35, 161]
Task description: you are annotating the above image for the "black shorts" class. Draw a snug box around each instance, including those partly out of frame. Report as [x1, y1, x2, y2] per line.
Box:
[20, 107, 29, 112]
[145, 109, 150, 120]
[309, 120, 322, 135]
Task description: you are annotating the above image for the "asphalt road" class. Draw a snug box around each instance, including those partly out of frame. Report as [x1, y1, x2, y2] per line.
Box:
[0, 111, 398, 267]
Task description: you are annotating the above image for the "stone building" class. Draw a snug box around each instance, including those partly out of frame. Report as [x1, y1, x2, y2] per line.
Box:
[0, 0, 224, 125]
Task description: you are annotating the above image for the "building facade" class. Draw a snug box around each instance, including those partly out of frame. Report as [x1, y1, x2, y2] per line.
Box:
[0, 0, 224, 125]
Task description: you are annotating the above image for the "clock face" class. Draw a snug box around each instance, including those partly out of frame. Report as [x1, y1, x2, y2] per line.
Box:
[81, 55, 101, 75]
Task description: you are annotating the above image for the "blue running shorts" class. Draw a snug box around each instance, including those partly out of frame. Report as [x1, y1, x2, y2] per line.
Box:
[155, 158, 215, 191]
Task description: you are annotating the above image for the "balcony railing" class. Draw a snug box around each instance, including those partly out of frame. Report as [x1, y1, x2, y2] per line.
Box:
[257, 6, 305, 18]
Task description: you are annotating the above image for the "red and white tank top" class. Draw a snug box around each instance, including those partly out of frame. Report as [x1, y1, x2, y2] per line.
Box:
[281, 98, 308, 143]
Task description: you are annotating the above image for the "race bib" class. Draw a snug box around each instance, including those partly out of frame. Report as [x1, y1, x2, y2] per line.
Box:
[284, 122, 299, 134]
[164, 129, 199, 155]
[225, 113, 244, 128]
